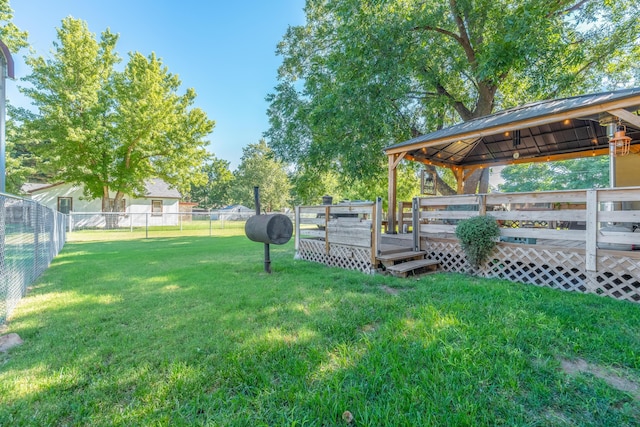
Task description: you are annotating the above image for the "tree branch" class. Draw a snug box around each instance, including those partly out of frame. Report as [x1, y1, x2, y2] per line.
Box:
[553, 0, 589, 17]
[448, 0, 477, 66]
[436, 83, 473, 121]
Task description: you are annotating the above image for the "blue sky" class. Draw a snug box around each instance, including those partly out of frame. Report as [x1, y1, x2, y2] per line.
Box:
[7, 0, 306, 170]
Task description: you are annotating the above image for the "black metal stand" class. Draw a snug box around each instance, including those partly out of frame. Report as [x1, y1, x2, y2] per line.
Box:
[254, 186, 271, 273]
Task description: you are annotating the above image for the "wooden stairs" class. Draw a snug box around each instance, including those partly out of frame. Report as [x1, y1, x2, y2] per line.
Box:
[377, 239, 439, 278]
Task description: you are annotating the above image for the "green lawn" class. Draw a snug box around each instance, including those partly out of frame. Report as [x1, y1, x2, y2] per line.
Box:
[1, 233, 639, 426]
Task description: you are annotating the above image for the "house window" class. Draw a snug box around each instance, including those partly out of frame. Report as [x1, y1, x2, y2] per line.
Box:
[152, 200, 163, 216]
[57, 197, 72, 214]
[109, 198, 126, 212]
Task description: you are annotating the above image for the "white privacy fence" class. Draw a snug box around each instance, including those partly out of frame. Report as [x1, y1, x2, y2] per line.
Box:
[1, 193, 66, 324]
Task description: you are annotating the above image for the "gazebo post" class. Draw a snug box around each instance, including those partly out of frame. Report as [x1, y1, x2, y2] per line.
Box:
[453, 167, 465, 194]
[387, 152, 407, 233]
[387, 154, 397, 233]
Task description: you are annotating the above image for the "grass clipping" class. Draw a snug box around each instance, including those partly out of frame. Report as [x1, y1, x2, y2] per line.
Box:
[455, 215, 500, 269]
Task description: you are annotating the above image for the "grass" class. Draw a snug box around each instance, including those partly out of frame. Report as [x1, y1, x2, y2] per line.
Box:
[1, 232, 639, 426]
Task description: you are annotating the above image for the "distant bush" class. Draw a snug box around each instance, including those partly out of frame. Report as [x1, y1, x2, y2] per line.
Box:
[455, 215, 500, 268]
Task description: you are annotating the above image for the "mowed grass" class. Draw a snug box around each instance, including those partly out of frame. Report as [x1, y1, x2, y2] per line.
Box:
[1, 233, 639, 426]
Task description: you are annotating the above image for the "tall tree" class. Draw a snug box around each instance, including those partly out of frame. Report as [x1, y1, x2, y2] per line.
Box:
[17, 18, 214, 221]
[0, 0, 27, 52]
[188, 156, 234, 209]
[266, 0, 639, 195]
[230, 139, 291, 212]
[3, 115, 47, 194]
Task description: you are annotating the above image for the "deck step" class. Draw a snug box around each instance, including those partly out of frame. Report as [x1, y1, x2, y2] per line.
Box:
[377, 250, 426, 261]
[385, 259, 440, 278]
[377, 250, 426, 264]
[378, 244, 413, 255]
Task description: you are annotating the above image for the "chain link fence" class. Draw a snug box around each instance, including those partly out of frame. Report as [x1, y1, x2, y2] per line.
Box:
[68, 210, 265, 240]
[1, 193, 67, 325]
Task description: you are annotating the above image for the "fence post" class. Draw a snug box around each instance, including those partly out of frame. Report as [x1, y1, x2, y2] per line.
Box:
[375, 197, 382, 256]
[478, 194, 487, 216]
[294, 205, 300, 258]
[145, 212, 149, 239]
[0, 196, 6, 323]
[585, 189, 598, 272]
[412, 197, 420, 251]
[33, 204, 40, 286]
[324, 205, 330, 255]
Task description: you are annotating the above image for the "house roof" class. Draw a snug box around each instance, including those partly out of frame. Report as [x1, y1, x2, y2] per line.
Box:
[144, 179, 181, 199]
[21, 182, 64, 193]
[384, 87, 640, 169]
[23, 178, 181, 199]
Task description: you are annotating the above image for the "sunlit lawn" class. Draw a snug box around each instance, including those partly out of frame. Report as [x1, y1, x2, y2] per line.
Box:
[1, 231, 639, 426]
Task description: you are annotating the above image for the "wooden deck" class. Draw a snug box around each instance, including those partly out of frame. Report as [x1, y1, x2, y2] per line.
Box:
[295, 189, 640, 303]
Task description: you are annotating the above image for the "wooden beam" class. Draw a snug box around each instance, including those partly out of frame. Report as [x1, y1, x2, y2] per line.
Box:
[387, 154, 398, 233]
[585, 190, 598, 272]
[391, 151, 406, 169]
[607, 109, 640, 129]
[406, 146, 620, 170]
[453, 168, 464, 194]
[385, 94, 640, 155]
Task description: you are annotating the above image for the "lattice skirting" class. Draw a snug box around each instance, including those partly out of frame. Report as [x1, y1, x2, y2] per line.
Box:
[424, 239, 640, 303]
[297, 239, 374, 273]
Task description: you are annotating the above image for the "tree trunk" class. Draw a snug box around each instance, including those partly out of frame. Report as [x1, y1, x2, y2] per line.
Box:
[457, 80, 497, 194]
[462, 169, 481, 194]
[102, 187, 119, 230]
[424, 165, 456, 196]
[478, 168, 490, 194]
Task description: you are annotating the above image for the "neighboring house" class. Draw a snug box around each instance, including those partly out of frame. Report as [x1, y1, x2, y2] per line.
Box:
[23, 179, 182, 228]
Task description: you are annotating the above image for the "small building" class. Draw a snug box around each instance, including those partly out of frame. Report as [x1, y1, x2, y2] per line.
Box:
[23, 179, 181, 228]
[210, 205, 254, 221]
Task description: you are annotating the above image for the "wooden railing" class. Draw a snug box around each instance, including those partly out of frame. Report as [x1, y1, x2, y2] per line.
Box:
[294, 201, 382, 273]
[412, 187, 640, 272]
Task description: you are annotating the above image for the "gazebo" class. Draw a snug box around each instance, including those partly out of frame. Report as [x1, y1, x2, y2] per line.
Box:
[384, 87, 640, 229]
[294, 88, 640, 303]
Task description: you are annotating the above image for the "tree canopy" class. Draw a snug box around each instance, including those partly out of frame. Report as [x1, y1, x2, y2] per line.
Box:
[230, 140, 291, 212]
[266, 0, 640, 196]
[0, 0, 27, 52]
[498, 157, 610, 193]
[188, 156, 234, 209]
[16, 17, 214, 212]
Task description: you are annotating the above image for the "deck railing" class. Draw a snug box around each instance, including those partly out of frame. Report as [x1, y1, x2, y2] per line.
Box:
[294, 201, 380, 273]
[292, 189, 639, 302]
[412, 188, 640, 271]
[409, 187, 640, 302]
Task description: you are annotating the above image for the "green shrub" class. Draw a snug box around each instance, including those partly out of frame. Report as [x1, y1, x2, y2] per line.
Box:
[455, 215, 500, 268]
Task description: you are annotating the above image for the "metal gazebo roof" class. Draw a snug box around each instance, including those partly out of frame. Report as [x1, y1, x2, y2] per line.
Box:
[384, 87, 640, 169]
